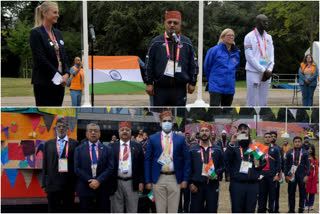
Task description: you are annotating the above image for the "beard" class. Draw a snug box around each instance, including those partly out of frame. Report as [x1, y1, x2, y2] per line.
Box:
[201, 135, 209, 142]
[239, 140, 249, 147]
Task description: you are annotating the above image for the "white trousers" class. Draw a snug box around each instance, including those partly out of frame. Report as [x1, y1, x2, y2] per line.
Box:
[246, 71, 271, 106]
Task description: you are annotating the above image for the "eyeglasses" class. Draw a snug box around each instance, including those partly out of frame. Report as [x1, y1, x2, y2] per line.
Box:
[167, 21, 180, 25]
[88, 129, 99, 133]
[162, 120, 172, 122]
[225, 34, 235, 38]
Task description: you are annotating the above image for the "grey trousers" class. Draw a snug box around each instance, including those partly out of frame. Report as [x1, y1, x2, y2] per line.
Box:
[111, 179, 139, 213]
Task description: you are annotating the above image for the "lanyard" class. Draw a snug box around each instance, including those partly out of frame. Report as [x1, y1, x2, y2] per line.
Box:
[200, 143, 212, 163]
[89, 142, 99, 163]
[240, 146, 250, 160]
[254, 28, 267, 57]
[293, 149, 302, 166]
[119, 143, 130, 161]
[56, 139, 69, 158]
[161, 133, 173, 155]
[43, 24, 56, 42]
[164, 33, 181, 61]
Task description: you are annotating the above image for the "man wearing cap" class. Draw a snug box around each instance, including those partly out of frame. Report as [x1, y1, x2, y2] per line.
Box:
[257, 132, 281, 213]
[189, 122, 224, 212]
[302, 135, 314, 151]
[74, 123, 114, 212]
[270, 131, 283, 213]
[216, 130, 230, 181]
[284, 136, 310, 213]
[110, 121, 144, 213]
[41, 118, 79, 212]
[224, 123, 266, 213]
[144, 11, 199, 106]
[144, 111, 191, 212]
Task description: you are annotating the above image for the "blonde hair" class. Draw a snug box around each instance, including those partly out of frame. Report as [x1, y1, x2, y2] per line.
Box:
[34, 1, 58, 28]
[217, 28, 235, 45]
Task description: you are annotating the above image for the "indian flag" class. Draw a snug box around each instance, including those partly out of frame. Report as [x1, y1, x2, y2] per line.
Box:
[279, 172, 284, 184]
[205, 160, 216, 179]
[244, 142, 269, 159]
[148, 191, 155, 202]
[88, 56, 144, 94]
[288, 168, 295, 183]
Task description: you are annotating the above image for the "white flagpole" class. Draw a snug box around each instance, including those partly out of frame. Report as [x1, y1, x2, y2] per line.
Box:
[82, 0, 91, 107]
[187, 0, 209, 107]
[281, 107, 290, 138]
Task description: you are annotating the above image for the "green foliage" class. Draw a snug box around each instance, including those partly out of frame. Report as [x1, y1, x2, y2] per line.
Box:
[7, 19, 32, 78]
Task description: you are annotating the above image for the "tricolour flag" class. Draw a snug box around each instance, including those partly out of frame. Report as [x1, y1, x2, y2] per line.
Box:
[88, 56, 144, 94]
[279, 172, 284, 184]
[288, 168, 295, 183]
[244, 142, 269, 159]
[148, 191, 155, 202]
[205, 160, 216, 179]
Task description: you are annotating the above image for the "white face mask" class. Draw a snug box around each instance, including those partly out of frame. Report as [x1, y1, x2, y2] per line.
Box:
[162, 122, 172, 132]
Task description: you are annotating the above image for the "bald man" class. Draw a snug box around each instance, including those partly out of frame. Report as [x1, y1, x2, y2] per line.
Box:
[244, 14, 275, 106]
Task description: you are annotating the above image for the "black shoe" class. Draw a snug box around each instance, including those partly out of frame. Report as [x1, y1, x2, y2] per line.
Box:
[288, 210, 295, 213]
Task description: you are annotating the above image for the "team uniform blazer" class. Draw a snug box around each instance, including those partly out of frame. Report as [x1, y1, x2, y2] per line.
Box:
[144, 132, 191, 184]
[74, 141, 114, 197]
[30, 25, 69, 85]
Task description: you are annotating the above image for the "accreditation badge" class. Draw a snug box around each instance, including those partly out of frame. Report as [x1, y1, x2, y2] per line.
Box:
[91, 164, 97, 178]
[239, 161, 252, 174]
[176, 66, 182, 73]
[58, 158, 68, 172]
[164, 60, 178, 77]
[201, 163, 208, 177]
[120, 161, 129, 174]
[290, 165, 297, 173]
[157, 151, 167, 166]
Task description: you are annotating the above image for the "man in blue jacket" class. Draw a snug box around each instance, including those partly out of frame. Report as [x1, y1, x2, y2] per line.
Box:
[189, 122, 224, 213]
[284, 136, 310, 213]
[74, 123, 114, 213]
[224, 123, 266, 213]
[144, 111, 190, 213]
[257, 132, 281, 213]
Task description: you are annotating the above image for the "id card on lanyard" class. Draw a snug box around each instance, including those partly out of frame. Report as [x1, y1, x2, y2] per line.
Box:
[254, 29, 268, 66]
[291, 150, 302, 173]
[119, 147, 130, 174]
[57, 140, 69, 172]
[239, 147, 252, 174]
[200, 144, 212, 176]
[157, 133, 173, 166]
[89, 144, 99, 178]
[164, 33, 181, 77]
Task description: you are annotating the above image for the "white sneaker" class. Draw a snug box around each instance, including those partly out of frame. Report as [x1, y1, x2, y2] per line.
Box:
[304, 206, 309, 210]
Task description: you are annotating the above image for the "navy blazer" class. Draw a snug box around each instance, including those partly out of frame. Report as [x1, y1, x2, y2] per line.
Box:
[110, 141, 144, 194]
[144, 132, 191, 184]
[189, 143, 224, 184]
[74, 141, 114, 197]
[284, 148, 310, 178]
[262, 145, 281, 176]
[30, 25, 69, 85]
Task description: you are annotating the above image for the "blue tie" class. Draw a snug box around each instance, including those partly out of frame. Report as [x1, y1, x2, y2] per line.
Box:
[91, 143, 98, 164]
[59, 139, 64, 158]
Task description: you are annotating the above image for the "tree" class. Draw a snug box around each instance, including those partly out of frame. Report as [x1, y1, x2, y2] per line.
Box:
[7, 19, 32, 78]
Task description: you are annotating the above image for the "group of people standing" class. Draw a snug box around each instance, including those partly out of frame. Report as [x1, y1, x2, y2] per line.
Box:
[29, 2, 318, 107]
[41, 111, 318, 213]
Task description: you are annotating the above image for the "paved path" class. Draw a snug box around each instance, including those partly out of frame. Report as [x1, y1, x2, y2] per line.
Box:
[2, 88, 319, 107]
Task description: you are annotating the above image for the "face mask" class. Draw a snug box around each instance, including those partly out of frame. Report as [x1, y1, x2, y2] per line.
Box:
[162, 122, 172, 132]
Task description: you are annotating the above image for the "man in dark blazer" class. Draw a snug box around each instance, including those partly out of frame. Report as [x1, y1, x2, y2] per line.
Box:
[30, 12, 70, 106]
[74, 123, 114, 213]
[284, 136, 310, 213]
[145, 110, 191, 213]
[41, 118, 79, 212]
[110, 121, 144, 213]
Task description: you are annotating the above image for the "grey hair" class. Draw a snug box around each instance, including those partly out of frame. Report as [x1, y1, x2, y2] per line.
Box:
[86, 123, 100, 132]
[56, 118, 68, 127]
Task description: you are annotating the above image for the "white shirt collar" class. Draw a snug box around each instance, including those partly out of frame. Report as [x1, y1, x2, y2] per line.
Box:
[162, 131, 172, 137]
[120, 139, 130, 146]
[57, 135, 69, 142]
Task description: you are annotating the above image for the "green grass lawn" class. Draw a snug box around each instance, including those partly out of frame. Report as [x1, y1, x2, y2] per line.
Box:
[1, 78, 291, 97]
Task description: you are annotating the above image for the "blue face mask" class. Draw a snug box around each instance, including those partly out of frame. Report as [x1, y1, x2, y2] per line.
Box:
[162, 122, 172, 132]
